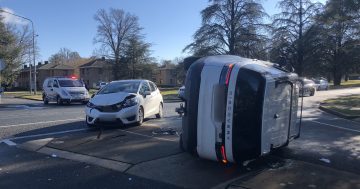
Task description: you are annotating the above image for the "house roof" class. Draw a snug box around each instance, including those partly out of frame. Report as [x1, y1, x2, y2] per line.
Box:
[38, 63, 74, 70]
[79, 58, 114, 68]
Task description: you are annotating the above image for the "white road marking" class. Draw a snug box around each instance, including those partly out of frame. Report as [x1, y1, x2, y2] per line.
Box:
[7, 128, 88, 141]
[0, 118, 83, 128]
[1, 139, 17, 146]
[310, 120, 360, 133]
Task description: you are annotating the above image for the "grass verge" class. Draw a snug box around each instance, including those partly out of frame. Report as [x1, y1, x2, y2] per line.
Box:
[321, 95, 360, 117]
[330, 80, 360, 89]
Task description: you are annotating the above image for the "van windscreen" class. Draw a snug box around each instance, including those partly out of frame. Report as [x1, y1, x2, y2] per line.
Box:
[59, 80, 84, 87]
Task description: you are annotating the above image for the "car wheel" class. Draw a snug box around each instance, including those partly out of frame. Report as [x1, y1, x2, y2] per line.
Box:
[155, 103, 163, 119]
[43, 95, 49, 105]
[86, 116, 95, 127]
[310, 89, 315, 96]
[56, 96, 63, 105]
[136, 107, 144, 126]
[82, 101, 88, 105]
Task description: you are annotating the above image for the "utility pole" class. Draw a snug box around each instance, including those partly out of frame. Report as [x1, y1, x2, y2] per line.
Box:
[0, 9, 37, 94]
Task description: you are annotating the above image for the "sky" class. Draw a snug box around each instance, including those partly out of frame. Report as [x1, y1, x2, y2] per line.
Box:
[0, 0, 326, 63]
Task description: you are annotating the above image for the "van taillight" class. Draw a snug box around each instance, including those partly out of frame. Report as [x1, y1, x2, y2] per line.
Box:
[225, 64, 234, 86]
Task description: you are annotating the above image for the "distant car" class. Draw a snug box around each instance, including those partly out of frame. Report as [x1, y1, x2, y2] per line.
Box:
[314, 78, 329, 91]
[85, 79, 163, 126]
[178, 86, 185, 100]
[95, 82, 108, 90]
[299, 78, 316, 96]
[42, 76, 90, 105]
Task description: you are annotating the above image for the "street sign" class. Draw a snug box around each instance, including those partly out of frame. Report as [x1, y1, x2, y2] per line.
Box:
[0, 59, 5, 71]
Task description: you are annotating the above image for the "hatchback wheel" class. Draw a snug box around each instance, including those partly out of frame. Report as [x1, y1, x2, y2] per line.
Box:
[156, 103, 163, 119]
[136, 107, 144, 126]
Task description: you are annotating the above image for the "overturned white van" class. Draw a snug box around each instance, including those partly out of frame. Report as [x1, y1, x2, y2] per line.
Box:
[179, 55, 301, 164]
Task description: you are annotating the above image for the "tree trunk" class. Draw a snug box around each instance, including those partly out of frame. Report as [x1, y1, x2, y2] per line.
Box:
[113, 57, 120, 80]
[333, 71, 342, 86]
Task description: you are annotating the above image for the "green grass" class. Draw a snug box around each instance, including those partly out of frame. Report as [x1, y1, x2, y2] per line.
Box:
[160, 89, 178, 96]
[329, 80, 360, 89]
[323, 95, 360, 117]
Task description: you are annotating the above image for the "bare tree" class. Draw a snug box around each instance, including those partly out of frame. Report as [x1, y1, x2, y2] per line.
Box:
[272, 0, 322, 76]
[184, 0, 268, 59]
[94, 8, 142, 79]
[49, 47, 81, 64]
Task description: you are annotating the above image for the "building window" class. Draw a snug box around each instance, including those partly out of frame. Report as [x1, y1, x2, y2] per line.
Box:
[170, 79, 173, 84]
[98, 69, 103, 74]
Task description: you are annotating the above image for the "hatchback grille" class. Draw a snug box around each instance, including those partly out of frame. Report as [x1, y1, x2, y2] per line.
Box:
[95, 105, 120, 112]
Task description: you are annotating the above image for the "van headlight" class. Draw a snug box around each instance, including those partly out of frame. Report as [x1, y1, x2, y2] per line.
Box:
[120, 97, 138, 108]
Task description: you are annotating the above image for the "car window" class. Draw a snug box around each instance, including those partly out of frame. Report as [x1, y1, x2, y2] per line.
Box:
[47, 80, 53, 87]
[149, 82, 156, 92]
[98, 81, 140, 94]
[139, 82, 151, 94]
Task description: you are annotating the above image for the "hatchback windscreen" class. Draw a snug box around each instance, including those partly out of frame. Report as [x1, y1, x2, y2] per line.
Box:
[58, 79, 84, 87]
[98, 81, 140, 94]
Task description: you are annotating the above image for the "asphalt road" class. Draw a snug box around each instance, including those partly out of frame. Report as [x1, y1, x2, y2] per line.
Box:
[0, 88, 360, 188]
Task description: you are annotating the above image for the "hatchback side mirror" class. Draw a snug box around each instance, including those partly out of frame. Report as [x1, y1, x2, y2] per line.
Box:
[142, 91, 151, 98]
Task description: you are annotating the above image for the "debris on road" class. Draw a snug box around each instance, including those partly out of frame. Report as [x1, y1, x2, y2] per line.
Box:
[128, 178, 132, 181]
[51, 154, 57, 158]
[152, 128, 179, 136]
[319, 158, 331, 163]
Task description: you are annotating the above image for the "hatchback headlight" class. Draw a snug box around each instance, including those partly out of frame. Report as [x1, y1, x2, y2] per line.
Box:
[122, 97, 138, 108]
[87, 102, 96, 108]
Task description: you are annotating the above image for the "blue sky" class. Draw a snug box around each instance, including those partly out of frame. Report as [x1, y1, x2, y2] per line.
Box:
[0, 0, 326, 63]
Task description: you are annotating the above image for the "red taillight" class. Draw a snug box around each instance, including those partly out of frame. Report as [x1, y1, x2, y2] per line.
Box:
[220, 145, 228, 164]
[70, 76, 77, 79]
[225, 64, 234, 86]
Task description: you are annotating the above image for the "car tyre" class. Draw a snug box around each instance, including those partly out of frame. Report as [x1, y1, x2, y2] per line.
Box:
[86, 116, 95, 128]
[56, 96, 63, 105]
[310, 89, 315, 96]
[155, 103, 163, 119]
[136, 107, 144, 126]
[43, 94, 49, 105]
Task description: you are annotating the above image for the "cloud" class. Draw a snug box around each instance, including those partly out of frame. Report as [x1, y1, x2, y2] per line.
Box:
[0, 7, 28, 25]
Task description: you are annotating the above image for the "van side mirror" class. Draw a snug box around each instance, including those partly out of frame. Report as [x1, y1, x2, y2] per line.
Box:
[53, 84, 59, 88]
[144, 91, 151, 96]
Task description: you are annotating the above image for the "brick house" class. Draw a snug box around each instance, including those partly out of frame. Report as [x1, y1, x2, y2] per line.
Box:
[15, 63, 44, 90]
[79, 58, 114, 88]
[15, 59, 91, 90]
[155, 64, 178, 87]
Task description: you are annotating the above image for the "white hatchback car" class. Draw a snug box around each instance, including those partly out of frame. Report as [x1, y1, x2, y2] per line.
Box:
[85, 80, 163, 126]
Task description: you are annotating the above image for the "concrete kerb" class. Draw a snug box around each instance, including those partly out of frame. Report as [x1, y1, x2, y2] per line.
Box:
[319, 105, 360, 120]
